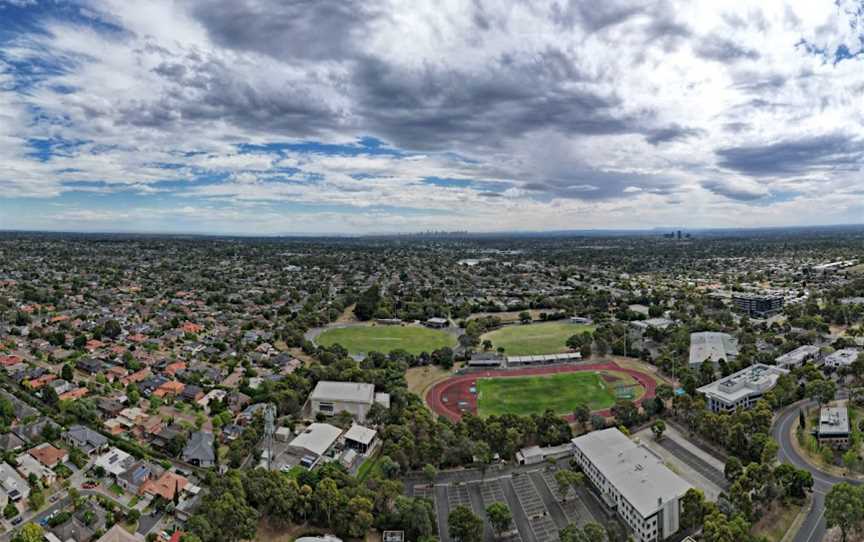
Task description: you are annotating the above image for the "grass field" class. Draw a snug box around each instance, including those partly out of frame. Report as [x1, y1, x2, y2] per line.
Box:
[481, 321, 595, 356]
[316, 324, 456, 355]
[476, 371, 616, 417]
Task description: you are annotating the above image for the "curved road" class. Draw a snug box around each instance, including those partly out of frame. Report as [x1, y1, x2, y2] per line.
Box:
[773, 398, 858, 542]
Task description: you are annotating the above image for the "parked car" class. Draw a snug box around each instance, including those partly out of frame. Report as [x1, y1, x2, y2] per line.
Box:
[11, 517, 22, 525]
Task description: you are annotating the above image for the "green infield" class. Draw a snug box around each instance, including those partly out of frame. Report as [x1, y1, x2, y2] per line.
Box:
[481, 321, 595, 356]
[316, 324, 456, 356]
[476, 371, 619, 417]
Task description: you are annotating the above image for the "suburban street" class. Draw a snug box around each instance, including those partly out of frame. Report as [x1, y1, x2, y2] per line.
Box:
[773, 398, 859, 542]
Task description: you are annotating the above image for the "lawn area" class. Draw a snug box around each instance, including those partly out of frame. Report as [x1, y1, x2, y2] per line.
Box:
[481, 321, 595, 356]
[476, 371, 616, 417]
[317, 324, 456, 355]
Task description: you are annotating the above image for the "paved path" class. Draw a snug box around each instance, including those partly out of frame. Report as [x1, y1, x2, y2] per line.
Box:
[772, 399, 857, 542]
[427, 361, 658, 422]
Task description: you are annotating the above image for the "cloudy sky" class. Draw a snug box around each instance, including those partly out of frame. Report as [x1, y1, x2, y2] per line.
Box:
[1, 0, 864, 234]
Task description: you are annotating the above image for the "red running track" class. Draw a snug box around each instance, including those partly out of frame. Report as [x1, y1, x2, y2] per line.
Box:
[426, 361, 657, 423]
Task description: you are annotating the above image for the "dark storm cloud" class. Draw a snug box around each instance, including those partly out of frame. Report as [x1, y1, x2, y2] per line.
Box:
[700, 179, 766, 201]
[522, 169, 677, 200]
[716, 134, 863, 176]
[186, 0, 379, 60]
[645, 124, 703, 145]
[350, 52, 646, 150]
[130, 54, 345, 136]
[694, 35, 760, 62]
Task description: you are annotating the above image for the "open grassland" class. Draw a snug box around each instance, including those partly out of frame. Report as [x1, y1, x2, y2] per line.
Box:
[481, 321, 595, 356]
[316, 324, 456, 355]
[476, 371, 617, 417]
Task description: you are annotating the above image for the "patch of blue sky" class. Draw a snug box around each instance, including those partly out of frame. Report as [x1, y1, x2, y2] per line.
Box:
[236, 137, 405, 158]
[26, 137, 87, 161]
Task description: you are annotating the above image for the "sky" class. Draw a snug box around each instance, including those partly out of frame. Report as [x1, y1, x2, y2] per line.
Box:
[1, 0, 864, 235]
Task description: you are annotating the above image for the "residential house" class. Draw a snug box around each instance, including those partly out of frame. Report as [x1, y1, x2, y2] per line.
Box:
[29, 443, 68, 468]
[63, 425, 109, 456]
[182, 431, 215, 468]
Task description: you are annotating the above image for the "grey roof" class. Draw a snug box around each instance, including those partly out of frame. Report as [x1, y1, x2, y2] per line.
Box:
[572, 428, 691, 517]
[819, 406, 850, 437]
[344, 423, 376, 445]
[0, 432, 25, 451]
[65, 424, 108, 449]
[689, 332, 739, 366]
[775, 345, 820, 367]
[182, 431, 215, 463]
[823, 348, 861, 367]
[289, 423, 343, 457]
[310, 381, 375, 404]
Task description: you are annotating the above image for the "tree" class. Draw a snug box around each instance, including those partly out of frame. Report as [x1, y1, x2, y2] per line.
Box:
[103, 319, 122, 339]
[346, 496, 374, 538]
[354, 285, 381, 321]
[61, 363, 74, 381]
[28, 489, 45, 511]
[724, 457, 743, 482]
[3, 501, 18, 519]
[314, 478, 341, 525]
[825, 483, 864, 542]
[12, 523, 44, 542]
[680, 488, 706, 529]
[799, 409, 806, 430]
[651, 420, 666, 440]
[519, 311, 531, 324]
[423, 464, 438, 483]
[486, 501, 512, 536]
[807, 379, 837, 406]
[572, 404, 590, 429]
[582, 523, 607, 542]
[41, 385, 58, 407]
[448, 506, 483, 542]
[656, 383, 674, 403]
[554, 469, 584, 501]
[844, 449, 858, 473]
[610, 400, 638, 427]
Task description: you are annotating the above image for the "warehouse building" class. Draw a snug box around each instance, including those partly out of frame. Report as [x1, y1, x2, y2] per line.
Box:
[571, 428, 691, 542]
[697, 364, 789, 413]
[688, 332, 738, 369]
[308, 381, 389, 422]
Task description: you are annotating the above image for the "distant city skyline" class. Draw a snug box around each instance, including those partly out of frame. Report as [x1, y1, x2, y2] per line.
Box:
[2, 1, 864, 234]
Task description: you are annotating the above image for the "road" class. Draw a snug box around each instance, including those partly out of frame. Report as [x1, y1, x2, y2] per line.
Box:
[772, 399, 858, 542]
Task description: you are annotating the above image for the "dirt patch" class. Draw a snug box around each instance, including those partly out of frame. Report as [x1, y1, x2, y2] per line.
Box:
[406, 364, 460, 400]
[335, 303, 358, 324]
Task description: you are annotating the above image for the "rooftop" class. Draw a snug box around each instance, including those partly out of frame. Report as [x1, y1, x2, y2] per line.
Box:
[697, 363, 789, 403]
[289, 423, 343, 457]
[689, 332, 739, 365]
[344, 423, 376, 445]
[310, 381, 375, 404]
[819, 406, 850, 437]
[572, 428, 691, 517]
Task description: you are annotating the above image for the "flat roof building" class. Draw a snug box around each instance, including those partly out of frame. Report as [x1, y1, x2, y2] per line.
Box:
[688, 332, 738, 368]
[817, 406, 850, 449]
[823, 348, 861, 368]
[775, 345, 821, 369]
[732, 293, 784, 318]
[698, 363, 789, 413]
[344, 423, 377, 454]
[309, 381, 388, 423]
[571, 428, 691, 542]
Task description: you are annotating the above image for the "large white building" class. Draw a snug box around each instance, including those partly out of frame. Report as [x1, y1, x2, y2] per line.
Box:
[309, 381, 389, 422]
[775, 345, 821, 369]
[823, 348, 861, 369]
[697, 364, 789, 413]
[571, 428, 692, 542]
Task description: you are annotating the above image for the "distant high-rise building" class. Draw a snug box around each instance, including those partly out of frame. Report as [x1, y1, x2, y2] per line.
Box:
[676, 230, 682, 239]
[732, 293, 784, 318]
